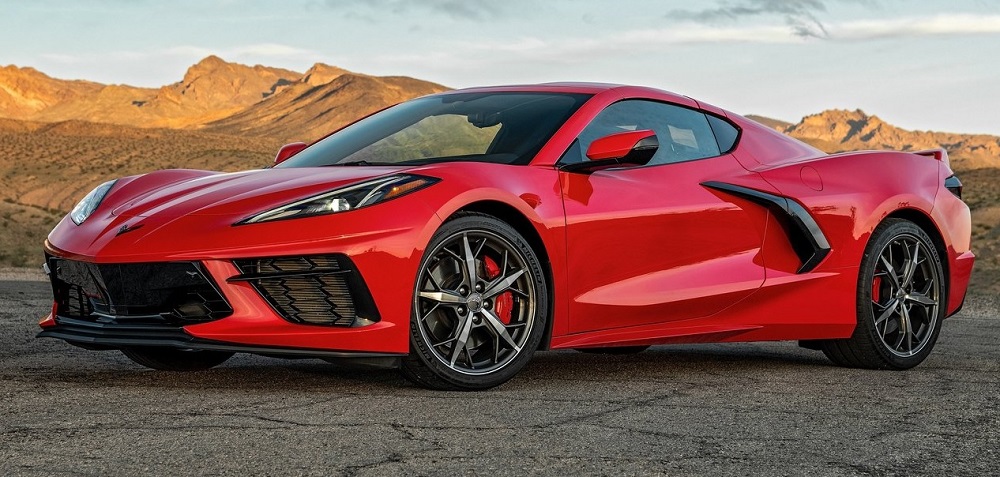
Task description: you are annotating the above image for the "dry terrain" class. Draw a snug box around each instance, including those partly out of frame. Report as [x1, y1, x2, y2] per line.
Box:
[0, 119, 280, 267]
[0, 57, 997, 291]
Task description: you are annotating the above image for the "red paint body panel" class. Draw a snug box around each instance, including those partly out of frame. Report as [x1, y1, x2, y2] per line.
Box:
[41, 82, 974, 359]
[559, 154, 768, 334]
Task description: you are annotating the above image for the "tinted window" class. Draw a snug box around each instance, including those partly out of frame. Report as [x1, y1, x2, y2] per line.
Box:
[341, 115, 500, 164]
[707, 114, 740, 153]
[561, 100, 721, 166]
[278, 92, 591, 167]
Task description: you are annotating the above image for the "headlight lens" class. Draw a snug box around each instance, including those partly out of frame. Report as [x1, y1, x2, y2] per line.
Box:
[70, 179, 117, 225]
[239, 174, 438, 225]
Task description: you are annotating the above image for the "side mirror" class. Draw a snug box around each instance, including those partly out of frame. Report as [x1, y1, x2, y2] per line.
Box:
[274, 142, 308, 166]
[561, 130, 658, 173]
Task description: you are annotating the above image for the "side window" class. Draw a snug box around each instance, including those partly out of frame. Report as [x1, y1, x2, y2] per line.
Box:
[561, 100, 722, 166]
[707, 114, 740, 153]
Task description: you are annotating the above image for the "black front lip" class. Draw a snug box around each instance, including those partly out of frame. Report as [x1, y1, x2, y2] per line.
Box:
[38, 316, 405, 361]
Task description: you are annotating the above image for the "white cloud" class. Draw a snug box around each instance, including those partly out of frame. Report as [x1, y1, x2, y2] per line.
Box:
[373, 12, 1000, 72]
[554, 13, 1000, 50]
[830, 13, 1000, 40]
[160, 46, 215, 57]
[34, 43, 319, 86]
[230, 43, 317, 57]
[42, 43, 315, 66]
[617, 24, 803, 45]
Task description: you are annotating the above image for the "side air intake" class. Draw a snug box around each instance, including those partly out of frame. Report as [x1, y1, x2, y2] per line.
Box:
[231, 255, 380, 327]
[702, 182, 831, 274]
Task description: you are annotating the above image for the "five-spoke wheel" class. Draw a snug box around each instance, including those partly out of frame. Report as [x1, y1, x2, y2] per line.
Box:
[869, 231, 941, 357]
[821, 218, 945, 369]
[402, 213, 548, 390]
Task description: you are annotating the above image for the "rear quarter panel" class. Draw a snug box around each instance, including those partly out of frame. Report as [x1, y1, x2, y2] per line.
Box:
[756, 151, 941, 273]
[681, 151, 952, 342]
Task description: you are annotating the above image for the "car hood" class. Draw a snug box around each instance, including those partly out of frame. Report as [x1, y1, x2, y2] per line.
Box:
[108, 166, 412, 220]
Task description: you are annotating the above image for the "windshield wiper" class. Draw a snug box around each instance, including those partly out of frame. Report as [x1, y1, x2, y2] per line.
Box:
[330, 160, 394, 166]
[331, 159, 423, 167]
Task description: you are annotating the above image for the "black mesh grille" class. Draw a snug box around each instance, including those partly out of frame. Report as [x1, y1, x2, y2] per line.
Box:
[47, 257, 232, 325]
[63, 282, 94, 318]
[233, 255, 379, 327]
[254, 255, 342, 273]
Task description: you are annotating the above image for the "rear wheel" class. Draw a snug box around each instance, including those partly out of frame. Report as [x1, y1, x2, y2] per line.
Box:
[121, 348, 234, 371]
[821, 219, 945, 369]
[401, 214, 548, 390]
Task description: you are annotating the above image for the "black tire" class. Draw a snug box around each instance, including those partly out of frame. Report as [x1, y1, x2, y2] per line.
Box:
[820, 219, 946, 370]
[575, 346, 650, 355]
[401, 213, 549, 390]
[121, 348, 234, 371]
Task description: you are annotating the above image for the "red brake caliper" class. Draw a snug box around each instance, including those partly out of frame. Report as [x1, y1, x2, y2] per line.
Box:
[483, 256, 514, 325]
[872, 276, 882, 303]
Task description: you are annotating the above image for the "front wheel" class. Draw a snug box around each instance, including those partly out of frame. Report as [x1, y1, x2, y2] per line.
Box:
[821, 219, 946, 370]
[401, 213, 549, 390]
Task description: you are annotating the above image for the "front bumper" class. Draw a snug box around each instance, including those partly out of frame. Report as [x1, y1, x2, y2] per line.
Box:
[38, 316, 404, 363]
[39, 246, 419, 355]
[42, 175, 446, 355]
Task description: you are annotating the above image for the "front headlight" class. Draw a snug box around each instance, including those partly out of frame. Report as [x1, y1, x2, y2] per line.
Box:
[238, 174, 438, 225]
[70, 179, 117, 225]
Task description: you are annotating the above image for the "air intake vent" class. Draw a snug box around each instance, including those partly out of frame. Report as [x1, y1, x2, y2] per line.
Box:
[47, 257, 233, 325]
[232, 255, 379, 327]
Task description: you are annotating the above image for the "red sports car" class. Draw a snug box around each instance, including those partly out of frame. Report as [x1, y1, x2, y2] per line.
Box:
[39, 83, 974, 390]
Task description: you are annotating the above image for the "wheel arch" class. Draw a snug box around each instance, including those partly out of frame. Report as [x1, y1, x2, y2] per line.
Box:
[883, 207, 950, 306]
[447, 200, 557, 350]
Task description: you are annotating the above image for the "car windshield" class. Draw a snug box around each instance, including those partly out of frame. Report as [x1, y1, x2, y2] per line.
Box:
[276, 92, 591, 168]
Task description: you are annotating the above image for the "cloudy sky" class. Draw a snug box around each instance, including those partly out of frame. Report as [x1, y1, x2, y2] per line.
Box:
[2, 0, 999, 134]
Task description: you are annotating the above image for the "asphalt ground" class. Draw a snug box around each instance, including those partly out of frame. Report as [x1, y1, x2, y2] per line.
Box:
[1, 279, 997, 476]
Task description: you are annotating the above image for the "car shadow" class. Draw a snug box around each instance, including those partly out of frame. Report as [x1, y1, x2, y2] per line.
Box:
[19, 342, 835, 393]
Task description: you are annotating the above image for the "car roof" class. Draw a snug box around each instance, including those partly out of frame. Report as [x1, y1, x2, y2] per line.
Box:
[441, 82, 693, 103]
[442, 82, 619, 95]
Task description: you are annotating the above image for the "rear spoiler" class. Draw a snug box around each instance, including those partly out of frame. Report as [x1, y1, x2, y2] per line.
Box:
[913, 148, 950, 167]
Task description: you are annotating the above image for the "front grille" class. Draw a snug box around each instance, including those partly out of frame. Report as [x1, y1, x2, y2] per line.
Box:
[232, 255, 379, 327]
[47, 256, 232, 326]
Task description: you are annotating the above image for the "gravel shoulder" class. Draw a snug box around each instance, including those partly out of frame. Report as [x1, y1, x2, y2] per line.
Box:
[0, 267, 45, 282]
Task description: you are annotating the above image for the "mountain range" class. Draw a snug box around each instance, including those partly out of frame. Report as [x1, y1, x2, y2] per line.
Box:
[2, 56, 998, 169]
[0, 56, 446, 140]
[0, 57, 996, 291]
[747, 111, 1000, 171]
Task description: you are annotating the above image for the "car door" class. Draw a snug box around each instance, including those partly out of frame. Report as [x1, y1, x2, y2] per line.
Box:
[559, 99, 767, 334]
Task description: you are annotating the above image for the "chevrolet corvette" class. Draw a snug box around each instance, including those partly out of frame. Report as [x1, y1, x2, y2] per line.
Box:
[39, 83, 974, 390]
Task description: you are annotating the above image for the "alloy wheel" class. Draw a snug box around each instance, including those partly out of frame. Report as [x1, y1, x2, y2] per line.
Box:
[414, 229, 537, 376]
[870, 233, 941, 357]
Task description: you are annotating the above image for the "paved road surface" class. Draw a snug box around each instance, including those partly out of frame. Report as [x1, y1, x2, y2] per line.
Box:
[1, 280, 997, 476]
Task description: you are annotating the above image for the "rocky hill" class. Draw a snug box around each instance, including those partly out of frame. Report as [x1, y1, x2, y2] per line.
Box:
[32, 56, 302, 128]
[206, 72, 447, 142]
[0, 65, 102, 120]
[744, 114, 793, 132]
[0, 56, 442, 136]
[755, 109, 1000, 170]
